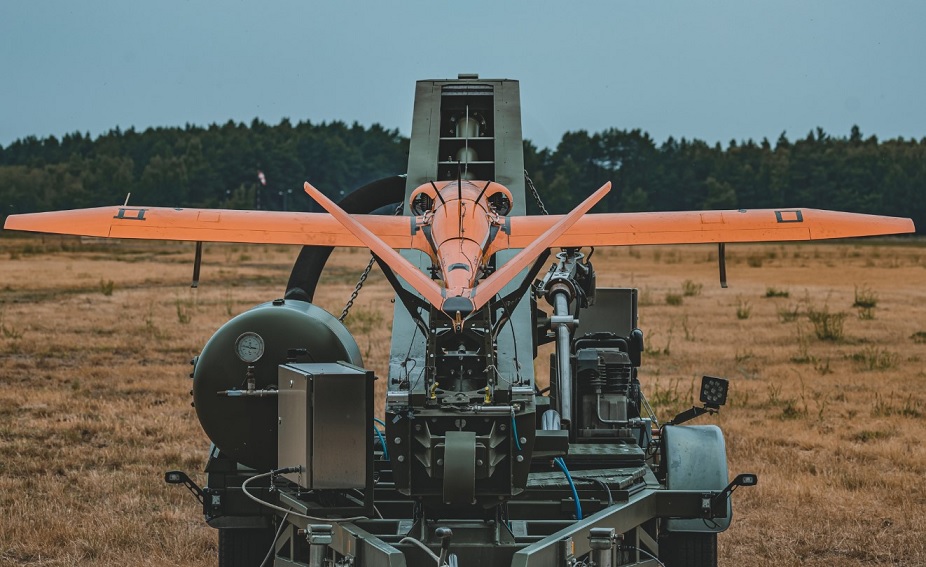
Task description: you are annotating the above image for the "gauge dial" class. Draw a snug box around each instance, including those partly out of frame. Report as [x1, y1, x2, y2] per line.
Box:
[234, 332, 265, 363]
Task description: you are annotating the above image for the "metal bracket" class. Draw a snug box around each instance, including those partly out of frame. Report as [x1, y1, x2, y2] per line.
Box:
[711, 473, 759, 512]
[164, 470, 204, 505]
[667, 405, 715, 426]
[191, 241, 203, 288]
[718, 243, 728, 288]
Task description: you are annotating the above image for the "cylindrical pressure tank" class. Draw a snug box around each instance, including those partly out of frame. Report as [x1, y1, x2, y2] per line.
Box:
[192, 299, 362, 471]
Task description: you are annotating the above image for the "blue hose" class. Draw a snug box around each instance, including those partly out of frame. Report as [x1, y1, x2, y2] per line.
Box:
[373, 416, 387, 428]
[511, 412, 522, 451]
[372, 426, 389, 461]
[554, 457, 583, 520]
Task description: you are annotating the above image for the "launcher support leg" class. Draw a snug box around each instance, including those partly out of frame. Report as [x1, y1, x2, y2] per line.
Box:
[553, 291, 574, 430]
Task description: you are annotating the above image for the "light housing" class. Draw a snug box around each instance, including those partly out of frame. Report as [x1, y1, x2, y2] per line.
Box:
[699, 375, 728, 408]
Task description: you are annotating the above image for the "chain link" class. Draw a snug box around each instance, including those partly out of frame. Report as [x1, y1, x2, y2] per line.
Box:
[524, 169, 549, 215]
[339, 256, 375, 322]
[339, 204, 403, 323]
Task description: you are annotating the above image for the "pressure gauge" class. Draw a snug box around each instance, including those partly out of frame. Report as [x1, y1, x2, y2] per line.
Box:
[234, 332, 265, 363]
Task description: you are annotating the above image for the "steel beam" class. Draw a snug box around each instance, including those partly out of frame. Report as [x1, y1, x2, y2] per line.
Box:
[510, 489, 710, 566]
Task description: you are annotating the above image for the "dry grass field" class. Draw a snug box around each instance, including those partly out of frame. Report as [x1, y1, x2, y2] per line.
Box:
[1, 234, 924, 566]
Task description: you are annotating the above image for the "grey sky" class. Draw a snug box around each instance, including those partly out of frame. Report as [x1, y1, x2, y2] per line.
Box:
[2, 1, 924, 151]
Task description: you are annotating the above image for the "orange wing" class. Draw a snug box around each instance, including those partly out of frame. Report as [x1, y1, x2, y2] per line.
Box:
[2, 206, 416, 248]
[302, 182, 446, 309]
[499, 208, 915, 248]
[472, 182, 610, 309]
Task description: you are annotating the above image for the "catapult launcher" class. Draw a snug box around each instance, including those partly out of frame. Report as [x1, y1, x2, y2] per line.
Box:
[5, 76, 914, 566]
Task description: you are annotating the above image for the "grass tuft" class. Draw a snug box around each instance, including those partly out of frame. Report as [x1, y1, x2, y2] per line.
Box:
[99, 279, 115, 296]
[851, 429, 891, 443]
[647, 378, 689, 418]
[765, 287, 790, 298]
[0, 308, 24, 339]
[777, 304, 802, 323]
[806, 306, 847, 341]
[872, 392, 922, 418]
[681, 280, 703, 297]
[344, 306, 384, 335]
[850, 346, 899, 371]
[853, 284, 878, 319]
[176, 300, 193, 324]
[735, 298, 752, 320]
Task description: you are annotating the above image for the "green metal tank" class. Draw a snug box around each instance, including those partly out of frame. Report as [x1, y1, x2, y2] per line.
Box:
[191, 299, 361, 471]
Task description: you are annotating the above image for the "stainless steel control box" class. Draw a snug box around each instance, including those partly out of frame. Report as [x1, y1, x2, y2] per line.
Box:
[277, 362, 371, 489]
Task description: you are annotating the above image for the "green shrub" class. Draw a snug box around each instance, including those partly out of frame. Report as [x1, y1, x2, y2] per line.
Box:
[806, 306, 847, 341]
[850, 346, 899, 371]
[765, 287, 790, 298]
[853, 285, 878, 319]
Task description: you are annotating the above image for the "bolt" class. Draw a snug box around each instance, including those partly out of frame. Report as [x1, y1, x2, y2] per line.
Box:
[520, 437, 527, 444]
[437, 458, 444, 466]
[394, 437, 402, 445]
[476, 459, 484, 466]
[500, 424, 507, 431]
[397, 455, 405, 463]
[415, 424, 422, 432]
[516, 455, 524, 462]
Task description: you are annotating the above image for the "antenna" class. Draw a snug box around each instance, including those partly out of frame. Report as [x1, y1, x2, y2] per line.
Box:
[430, 181, 447, 206]
[475, 180, 492, 205]
[463, 104, 470, 180]
[457, 163, 463, 202]
[457, 164, 463, 235]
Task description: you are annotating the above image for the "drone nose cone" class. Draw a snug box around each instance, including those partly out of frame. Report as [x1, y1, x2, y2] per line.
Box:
[442, 296, 474, 317]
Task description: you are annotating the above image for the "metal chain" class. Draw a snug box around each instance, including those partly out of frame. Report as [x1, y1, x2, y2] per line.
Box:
[339, 204, 403, 322]
[524, 169, 549, 215]
[339, 255, 375, 322]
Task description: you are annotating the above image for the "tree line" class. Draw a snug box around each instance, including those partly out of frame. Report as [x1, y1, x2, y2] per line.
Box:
[1, 120, 923, 233]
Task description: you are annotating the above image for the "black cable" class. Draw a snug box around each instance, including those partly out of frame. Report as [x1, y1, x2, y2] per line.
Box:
[241, 470, 368, 522]
[508, 309, 523, 384]
[623, 545, 666, 567]
[402, 324, 424, 392]
[572, 476, 614, 507]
